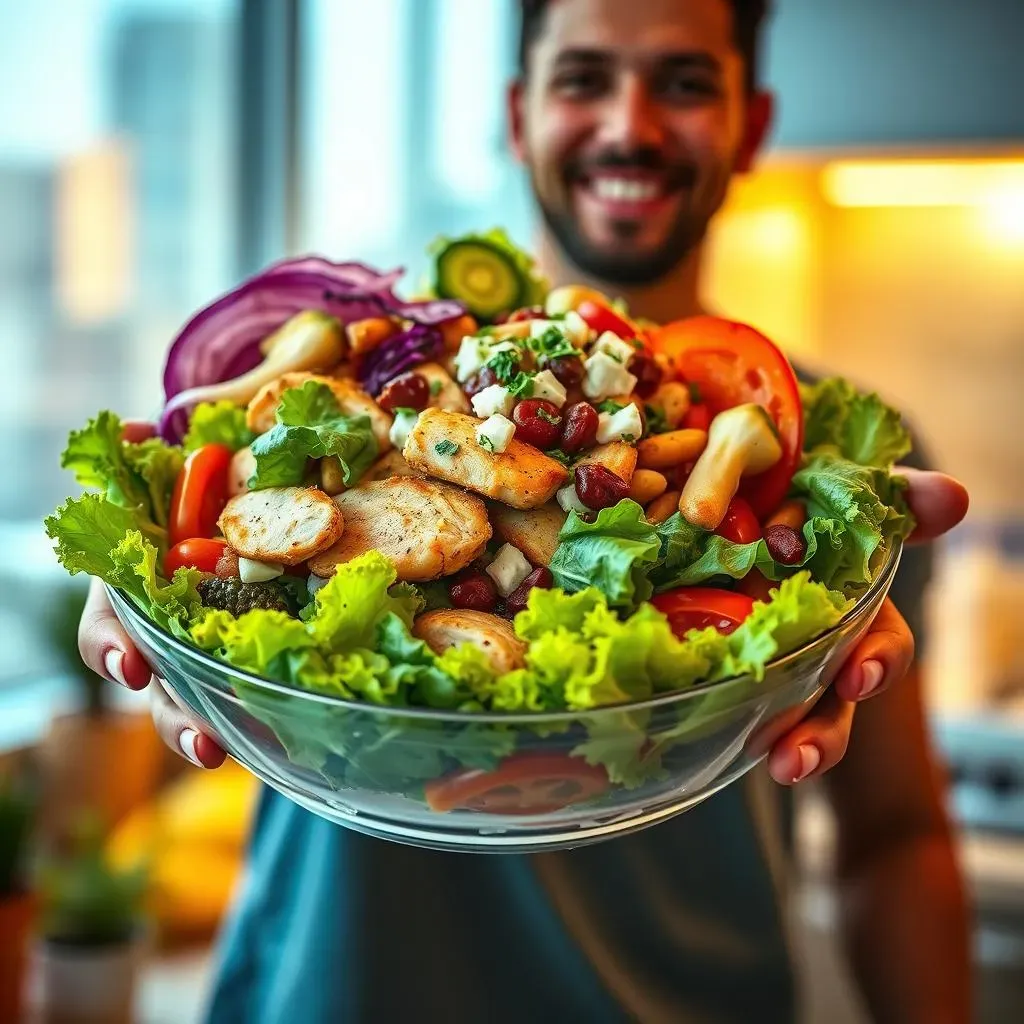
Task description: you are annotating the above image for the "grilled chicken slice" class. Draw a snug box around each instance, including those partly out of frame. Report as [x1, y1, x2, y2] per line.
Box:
[576, 442, 638, 485]
[417, 362, 471, 414]
[403, 409, 568, 510]
[246, 372, 393, 451]
[361, 448, 424, 483]
[489, 502, 566, 567]
[228, 446, 256, 496]
[413, 610, 527, 675]
[218, 486, 344, 565]
[308, 477, 491, 581]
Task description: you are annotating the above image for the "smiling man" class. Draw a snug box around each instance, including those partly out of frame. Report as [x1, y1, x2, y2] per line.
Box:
[78, 1, 972, 1022]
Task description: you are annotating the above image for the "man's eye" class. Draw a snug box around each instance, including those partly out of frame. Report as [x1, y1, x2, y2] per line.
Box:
[551, 69, 609, 98]
[657, 75, 720, 101]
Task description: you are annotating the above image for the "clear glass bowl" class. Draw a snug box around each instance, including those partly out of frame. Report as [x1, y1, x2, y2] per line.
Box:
[106, 538, 902, 853]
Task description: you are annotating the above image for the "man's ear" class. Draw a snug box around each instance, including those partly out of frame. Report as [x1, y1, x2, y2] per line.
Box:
[735, 90, 774, 174]
[507, 78, 527, 163]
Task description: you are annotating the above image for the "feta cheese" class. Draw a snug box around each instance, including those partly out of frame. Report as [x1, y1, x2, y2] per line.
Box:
[530, 369, 568, 408]
[454, 336, 517, 382]
[471, 383, 514, 419]
[307, 573, 330, 597]
[239, 557, 284, 583]
[592, 331, 637, 365]
[528, 318, 558, 338]
[582, 351, 639, 402]
[557, 482, 591, 515]
[476, 414, 516, 454]
[485, 543, 533, 597]
[389, 408, 420, 449]
[597, 402, 644, 444]
[562, 310, 593, 348]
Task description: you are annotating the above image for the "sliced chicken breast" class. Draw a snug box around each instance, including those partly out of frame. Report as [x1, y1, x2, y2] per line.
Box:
[403, 409, 568, 511]
[228, 446, 256, 496]
[489, 502, 566, 567]
[361, 448, 424, 483]
[577, 442, 638, 485]
[417, 362, 471, 414]
[308, 477, 491, 581]
[218, 486, 344, 565]
[246, 372, 393, 451]
[413, 610, 527, 675]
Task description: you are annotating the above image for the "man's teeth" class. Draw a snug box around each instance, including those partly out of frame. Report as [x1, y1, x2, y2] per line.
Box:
[590, 178, 661, 202]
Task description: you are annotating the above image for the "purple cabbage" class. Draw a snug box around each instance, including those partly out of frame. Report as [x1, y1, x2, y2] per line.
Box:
[357, 325, 445, 397]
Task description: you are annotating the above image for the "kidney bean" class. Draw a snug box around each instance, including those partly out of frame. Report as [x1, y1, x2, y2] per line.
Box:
[449, 571, 498, 612]
[628, 351, 664, 398]
[463, 365, 498, 399]
[505, 567, 554, 615]
[513, 399, 563, 449]
[575, 463, 629, 510]
[559, 402, 599, 453]
[544, 354, 584, 389]
[377, 372, 430, 413]
[764, 525, 806, 565]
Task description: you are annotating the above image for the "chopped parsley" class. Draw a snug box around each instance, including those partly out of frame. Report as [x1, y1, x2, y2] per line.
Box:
[434, 439, 459, 457]
[393, 406, 417, 418]
[622, 433, 636, 443]
[506, 372, 535, 398]
[597, 400, 626, 415]
[525, 325, 576, 362]
[429, 379, 443, 397]
[546, 448, 575, 468]
[536, 407, 561, 425]
[687, 381, 702, 403]
[478, 434, 496, 453]
[644, 403, 669, 435]
[485, 349, 521, 384]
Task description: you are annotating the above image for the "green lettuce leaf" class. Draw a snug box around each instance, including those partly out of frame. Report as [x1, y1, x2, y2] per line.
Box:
[45, 495, 151, 581]
[801, 377, 912, 468]
[249, 381, 378, 490]
[182, 401, 255, 454]
[549, 500, 661, 610]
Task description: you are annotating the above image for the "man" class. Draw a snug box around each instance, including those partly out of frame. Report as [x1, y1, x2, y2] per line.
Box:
[80, 1, 972, 1020]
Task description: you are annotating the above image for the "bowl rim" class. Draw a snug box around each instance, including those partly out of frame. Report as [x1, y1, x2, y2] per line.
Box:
[105, 535, 903, 724]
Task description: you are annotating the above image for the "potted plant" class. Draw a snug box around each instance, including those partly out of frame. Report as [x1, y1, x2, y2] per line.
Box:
[37, 580, 163, 843]
[0, 769, 37, 1023]
[35, 817, 150, 1024]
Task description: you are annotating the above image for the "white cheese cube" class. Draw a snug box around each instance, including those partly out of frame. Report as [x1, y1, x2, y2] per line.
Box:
[557, 482, 590, 515]
[453, 335, 489, 382]
[239, 557, 284, 583]
[582, 352, 639, 402]
[592, 331, 637, 365]
[389, 408, 420, 449]
[485, 543, 533, 597]
[530, 369, 568, 408]
[562, 310, 593, 348]
[307, 572, 330, 597]
[471, 383, 514, 419]
[528, 318, 558, 338]
[597, 403, 644, 444]
[476, 414, 516, 454]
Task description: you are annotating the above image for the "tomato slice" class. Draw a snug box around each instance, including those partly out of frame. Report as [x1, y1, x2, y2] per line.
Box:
[736, 569, 777, 605]
[716, 497, 762, 545]
[650, 588, 755, 638]
[650, 317, 803, 518]
[164, 537, 228, 577]
[424, 753, 609, 815]
[682, 402, 711, 432]
[575, 300, 636, 340]
[169, 444, 233, 547]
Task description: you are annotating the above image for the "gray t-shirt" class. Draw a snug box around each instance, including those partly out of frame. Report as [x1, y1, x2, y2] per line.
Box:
[202, 383, 933, 1024]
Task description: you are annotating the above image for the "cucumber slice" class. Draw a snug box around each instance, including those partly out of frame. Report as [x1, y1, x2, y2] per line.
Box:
[432, 239, 526, 321]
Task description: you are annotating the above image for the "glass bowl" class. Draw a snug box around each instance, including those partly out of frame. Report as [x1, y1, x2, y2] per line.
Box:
[105, 538, 902, 853]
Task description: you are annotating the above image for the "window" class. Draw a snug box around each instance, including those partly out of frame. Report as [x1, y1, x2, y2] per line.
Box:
[0, 1, 240, 695]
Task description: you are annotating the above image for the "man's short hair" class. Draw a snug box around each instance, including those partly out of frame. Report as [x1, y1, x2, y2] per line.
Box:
[517, 0, 770, 93]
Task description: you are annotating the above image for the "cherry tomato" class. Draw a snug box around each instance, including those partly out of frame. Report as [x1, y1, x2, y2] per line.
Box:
[164, 537, 228, 577]
[682, 402, 711, 432]
[650, 588, 756, 638]
[716, 497, 762, 545]
[650, 317, 803, 518]
[736, 570, 777, 605]
[424, 753, 609, 815]
[169, 444, 233, 546]
[575, 300, 636, 339]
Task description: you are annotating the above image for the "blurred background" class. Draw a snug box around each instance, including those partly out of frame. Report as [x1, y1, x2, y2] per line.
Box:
[0, 1, 1021, 1021]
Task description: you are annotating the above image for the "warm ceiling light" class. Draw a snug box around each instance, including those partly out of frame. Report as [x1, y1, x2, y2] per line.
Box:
[821, 159, 1024, 208]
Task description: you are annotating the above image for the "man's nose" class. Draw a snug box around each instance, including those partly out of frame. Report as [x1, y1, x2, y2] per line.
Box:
[595, 76, 666, 151]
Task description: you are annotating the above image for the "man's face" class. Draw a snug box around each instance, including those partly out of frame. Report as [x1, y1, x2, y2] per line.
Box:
[510, 0, 770, 285]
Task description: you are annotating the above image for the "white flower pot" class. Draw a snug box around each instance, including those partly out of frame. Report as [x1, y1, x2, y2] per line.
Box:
[35, 932, 145, 1024]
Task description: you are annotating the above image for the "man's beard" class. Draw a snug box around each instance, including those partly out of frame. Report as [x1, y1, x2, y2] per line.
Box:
[531, 149, 720, 287]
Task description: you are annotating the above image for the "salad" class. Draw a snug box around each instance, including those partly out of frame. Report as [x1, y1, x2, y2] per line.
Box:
[45, 228, 915, 809]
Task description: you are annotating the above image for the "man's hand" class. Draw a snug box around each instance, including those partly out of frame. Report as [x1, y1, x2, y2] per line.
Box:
[765, 467, 969, 785]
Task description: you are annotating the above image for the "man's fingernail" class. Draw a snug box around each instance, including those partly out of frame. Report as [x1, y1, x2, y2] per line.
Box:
[178, 729, 205, 768]
[858, 660, 885, 699]
[104, 649, 128, 687]
[793, 744, 821, 783]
